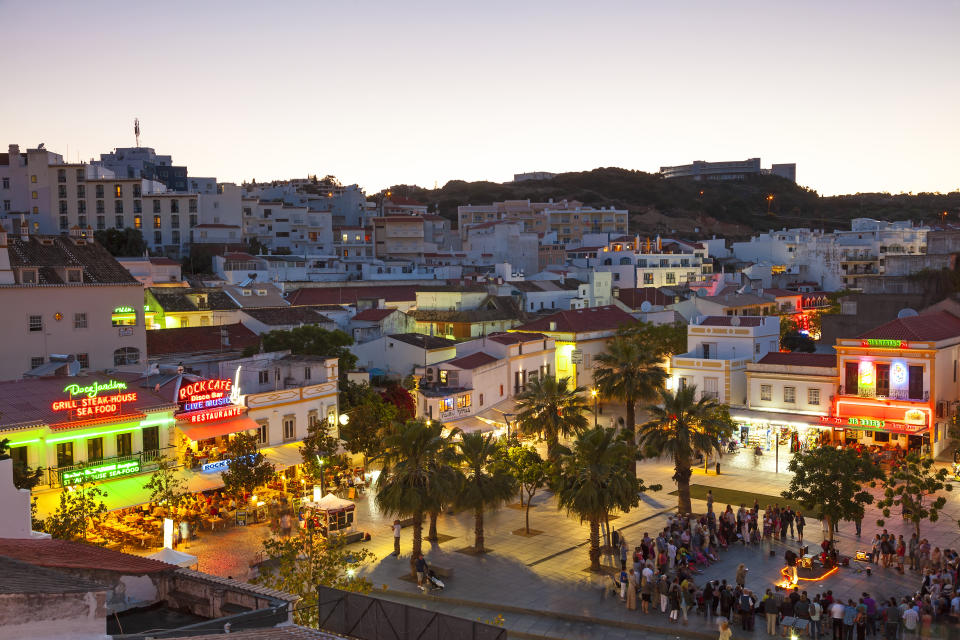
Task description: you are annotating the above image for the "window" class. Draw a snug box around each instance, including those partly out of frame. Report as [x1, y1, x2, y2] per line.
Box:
[456, 394, 471, 409]
[844, 362, 858, 393]
[304, 367, 311, 380]
[76, 168, 84, 182]
[133, 200, 142, 213]
[113, 347, 140, 366]
[116, 432, 132, 457]
[29, 315, 42, 332]
[643, 273, 654, 285]
[784, 386, 796, 403]
[30, 174, 37, 183]
[189, 215, 197, 227]
[87, 437, 104, 462]
[172, 230, 180, 244]
[78, 200, 86, 214]
[66, 268, 82, 283]
[97, 200, 105, 214]
[170, 200, 179, 213]
[153, 199, 161, 213]
[95, 184, 104, 198]
[56, 442, 73, 468]
[115, 215, 124, 229]
[665, 272, 676, 284]
[142, 426, 160, 453]
[2, 200, 9, 211]
[151, 215, 161, 229]
[112, 309, 137, 326]
[9, 446, 27, 475]
[257, 421, 269, 445]
[30, 356, 44, 369]
[59, 200, 68, 214]
[760, 384, 772, 401]
[1, 177, 8, 189]
[114, 184, 122, 198]
[283, 416, 295, 441]
[97, 216, 105, 230]
[75, 312, 89, 328]
[21, 269, 37, 284]
[189, 199, 197, 213]
[479, 393, 484, 406]
[808, 388, 820, 405]
[259, 370, 269, 384]
[154, 230, 162, 245]
[134, 215, 142, 229]
[76, 353, 89, 368]
[703, 377, 719, 400]
[31, 191, 37, 199]
[59, 216, 68, 230]
[58, 184, 67, 198]
[908, 366, 923, 399]
[171, 215, 179, 228]
[133, 184, 141, 198]
[115, 200, 124, 214]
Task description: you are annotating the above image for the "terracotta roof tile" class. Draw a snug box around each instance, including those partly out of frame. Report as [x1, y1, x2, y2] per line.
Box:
[515, 306, 636, 333]
[147, 323, 259, 356]
[756, 352, 837, 368]
[286, 286, 417, 306]
[0, 556, 108, 594]
[242, 307, 334, 326]
[0, 538, 173, 574]
[387, 333, 456, 349]
[857, 311, 960, 341]
[352, 308, 397, 322]
[446, 352, 500, 370]
[616, 287, 672, 309]
[6, 236, 140, 285]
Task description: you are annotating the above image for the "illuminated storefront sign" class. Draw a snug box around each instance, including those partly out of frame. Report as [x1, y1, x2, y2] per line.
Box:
[61, 459, 141, 485]
[113, 306, 135, 314]
[857, 361, 875, 396]
[183, 405, 245, 423]
[828, 398, 931, 434]
[52, 381, 137, 420]
[860, 339, 909, 349]
[179, 379, 233, 404]
[201, 454, 253, 473]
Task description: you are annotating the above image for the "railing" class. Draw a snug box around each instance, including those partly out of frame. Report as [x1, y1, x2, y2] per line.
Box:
[45, 447, 175, 488]
[837, 386, 928, 401]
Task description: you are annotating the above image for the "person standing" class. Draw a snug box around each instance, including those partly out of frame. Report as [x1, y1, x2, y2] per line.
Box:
[796, 511, 806, 544]
[764, 589, 779, 636]
[908, 533, 919, 572]
[414, 553, 428, 590]
[707, 490, 714, 513]
[719, 619, 733, 640]
[626, 568, 638, 611]
[392, 519, 402, 557]
[620, 538, 629, 571]
[810, 594, 822, 640]
[882, 598, 899, 640]
[831, 598, 846, 640]
[736, 563, 747, 588]
[740, 589, 756, 632]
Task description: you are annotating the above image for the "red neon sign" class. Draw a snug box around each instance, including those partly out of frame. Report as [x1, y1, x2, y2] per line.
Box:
[184, 405, 244, 423]
[834, 398, 929, 428]
[179, 379, 232, 403]
[51, 392, 138, 420]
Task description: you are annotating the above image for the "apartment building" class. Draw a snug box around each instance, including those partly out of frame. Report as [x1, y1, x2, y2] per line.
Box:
[457, 199, 627, 246]
[242, 199, 334, 254]
[572, 235, 712, 288]
[372, 216, 426, 260]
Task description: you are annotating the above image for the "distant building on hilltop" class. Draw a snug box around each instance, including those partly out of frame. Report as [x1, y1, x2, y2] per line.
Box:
[659, 158, 796, 183]
[513, 171, 556, 182]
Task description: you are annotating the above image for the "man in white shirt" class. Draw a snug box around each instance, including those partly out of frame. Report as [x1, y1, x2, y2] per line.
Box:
[392, 520, 402, 557]
[830, 600, 846, 639]
[667, 541, 677, 569]
[902, 606, 919, 637]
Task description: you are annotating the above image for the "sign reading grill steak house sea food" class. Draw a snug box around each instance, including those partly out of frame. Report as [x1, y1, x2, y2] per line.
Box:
[51, 380, 138, 421]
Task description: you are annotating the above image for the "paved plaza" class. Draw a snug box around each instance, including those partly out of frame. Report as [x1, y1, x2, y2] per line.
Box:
[140, 451, 960, 639]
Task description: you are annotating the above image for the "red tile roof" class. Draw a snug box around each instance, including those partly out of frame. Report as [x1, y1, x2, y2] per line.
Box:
[515, 306, 637, 333]
[762, 288, 802, 298]
[352, 308, 397, 322]
[385, 196, 426, 206]
[286, 285, 417, 306]
[699, 316, 766, 327]
[756, 352, 837, 368]
[0, 538, 172, 574]
[857, 311, 960, 341]
[446, 352, 500, 370]
[146, 323, 259, 356]
[487, 331, 547, 344]
[616, 287, 673, 309]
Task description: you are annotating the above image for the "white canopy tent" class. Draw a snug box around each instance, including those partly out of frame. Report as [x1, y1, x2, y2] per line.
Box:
[148, 546, 198, 568]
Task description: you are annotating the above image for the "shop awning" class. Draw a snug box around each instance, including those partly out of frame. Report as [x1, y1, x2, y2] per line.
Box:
[475, 397, 521, 425]
[181, 468, 226, 493]
[260, 441, 304, 470]
[178, 415, 260, 441]
[33, 473, 154, 519]
[443, 415, 496, 434]
[729, 409, 828, 428]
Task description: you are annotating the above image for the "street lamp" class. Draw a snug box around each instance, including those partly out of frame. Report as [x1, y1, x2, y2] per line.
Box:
[591, 388, 598, 427]
[502, 413, 514, 439]
[766, 194, 775, 215]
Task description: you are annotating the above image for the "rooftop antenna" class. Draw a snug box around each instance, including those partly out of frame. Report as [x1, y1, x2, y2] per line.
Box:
[134, 118, 141, 148]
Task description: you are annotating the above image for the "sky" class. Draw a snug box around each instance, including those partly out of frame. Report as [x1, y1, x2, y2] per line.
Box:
[2, 0, 958, 196]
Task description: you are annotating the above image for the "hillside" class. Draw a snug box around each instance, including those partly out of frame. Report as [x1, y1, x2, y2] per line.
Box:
[375, 168, 960, 239]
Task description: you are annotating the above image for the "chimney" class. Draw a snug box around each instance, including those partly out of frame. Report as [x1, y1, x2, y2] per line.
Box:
[549, 321, 557, 331]
[19, 214, 29, 242]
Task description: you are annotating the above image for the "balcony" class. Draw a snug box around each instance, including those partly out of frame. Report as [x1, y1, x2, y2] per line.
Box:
[837, 386, 928, 402]
[44, 447, 173, 488]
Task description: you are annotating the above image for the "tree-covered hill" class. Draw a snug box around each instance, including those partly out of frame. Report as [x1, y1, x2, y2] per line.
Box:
[373, 168, 960, 239]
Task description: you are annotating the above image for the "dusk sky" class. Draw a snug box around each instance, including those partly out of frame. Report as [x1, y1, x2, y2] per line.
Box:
[3, 0, 958, 196]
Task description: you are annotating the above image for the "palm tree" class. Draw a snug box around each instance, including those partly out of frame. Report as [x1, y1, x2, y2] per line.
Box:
[555, 427, 651, 571]
[637, 386, 735, 515]
[425, 429, 462, 542]
[454, 433, 517, 553]
[593, 333, 667, 450]
[515, 375, 590, 460]
[374, 420, 459, 572]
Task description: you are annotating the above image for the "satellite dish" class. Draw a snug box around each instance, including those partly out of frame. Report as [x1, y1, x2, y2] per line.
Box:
[897, 308, 919, 319]
[731, 316, 741, 326]
[640, 300, 653, 312]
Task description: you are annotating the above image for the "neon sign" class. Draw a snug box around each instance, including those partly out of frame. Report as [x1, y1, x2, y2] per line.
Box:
[61, 459, 141, 485]
[113, 306, 135, 314]
[845, 417, 884, 428]
[184, 405, 244, 423]
[64, 380, 128, 398]
[179, 379, 232, 406]
[861, 339, 909, 349]
[52, 392, 138, 419]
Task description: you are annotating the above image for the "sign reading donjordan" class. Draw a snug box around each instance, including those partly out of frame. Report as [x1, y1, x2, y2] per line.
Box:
[51, 379, 138, 421]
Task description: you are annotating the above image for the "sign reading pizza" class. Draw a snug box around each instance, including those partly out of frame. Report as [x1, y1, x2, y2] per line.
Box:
[178, 379, 233, 412]
[51, 380, 137, 421]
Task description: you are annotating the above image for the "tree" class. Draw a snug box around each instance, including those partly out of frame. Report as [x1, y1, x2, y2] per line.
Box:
[554, 427, 658, 571]
[781, 446, 883, 542]
[0, 438, 43, 490]
[508, 445, 547, 534]
[455, 433, 517, 552]
[143, 459, 188, 514]
[637, 386, 736, 515]
[876, 452, 952, 538]
[339, 380, 380, 411]
[380, 383, 415, 422]
[618, 321, 687, 360]
[94, 228, 147, 256]
[339, 396, 397, 471]
[374, 420, 460, 573]
[247, 326, 358, 371]
[515, 375, 590, 460]
[221, 432, 276, 499]
[593, 333, 667, 464]
[45, 472, 108, 543]
[252, 532, 375, 628]
[299, 419, 342, 489]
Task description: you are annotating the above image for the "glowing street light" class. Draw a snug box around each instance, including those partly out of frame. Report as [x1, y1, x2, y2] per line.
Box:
[590, 388, 598, 427]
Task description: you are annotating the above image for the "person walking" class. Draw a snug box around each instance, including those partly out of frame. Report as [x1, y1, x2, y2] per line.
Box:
[796, 511, 806, 544]
[668, 581, 682, 623]
[736, 563, 747, 588]
[392, 519, 402, 557]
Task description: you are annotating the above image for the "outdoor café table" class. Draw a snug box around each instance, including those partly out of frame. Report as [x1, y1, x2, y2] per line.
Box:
[204, 516, 224, 530]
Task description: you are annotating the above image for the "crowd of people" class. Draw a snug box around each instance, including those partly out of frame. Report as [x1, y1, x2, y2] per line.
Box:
[608, 495, 960, 638]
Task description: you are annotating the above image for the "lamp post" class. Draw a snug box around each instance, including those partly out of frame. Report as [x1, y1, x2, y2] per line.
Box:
[591, 388, 598, 427]
[766, 194, 775, 215]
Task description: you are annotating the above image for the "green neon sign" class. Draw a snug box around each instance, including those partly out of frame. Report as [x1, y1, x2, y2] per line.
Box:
[847, 417, 885, 428]
[863, 339, 908, 349]
[63, 380, 128, 398]
[61, 459, 141, 485]
[113, 306, 135, 314]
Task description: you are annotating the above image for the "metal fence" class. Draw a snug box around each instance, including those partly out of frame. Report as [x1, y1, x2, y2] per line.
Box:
[317, 586, 507, 640]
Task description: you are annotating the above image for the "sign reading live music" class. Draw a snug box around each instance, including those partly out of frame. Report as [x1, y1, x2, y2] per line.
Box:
[51, 379, 138, 421]
[176, 378, 244, 424]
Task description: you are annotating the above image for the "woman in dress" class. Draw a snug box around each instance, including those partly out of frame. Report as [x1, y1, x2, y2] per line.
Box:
[626, 568, 638, 611]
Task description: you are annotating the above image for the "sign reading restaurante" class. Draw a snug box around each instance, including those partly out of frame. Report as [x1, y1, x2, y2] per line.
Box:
[176, 378, 244, 424]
